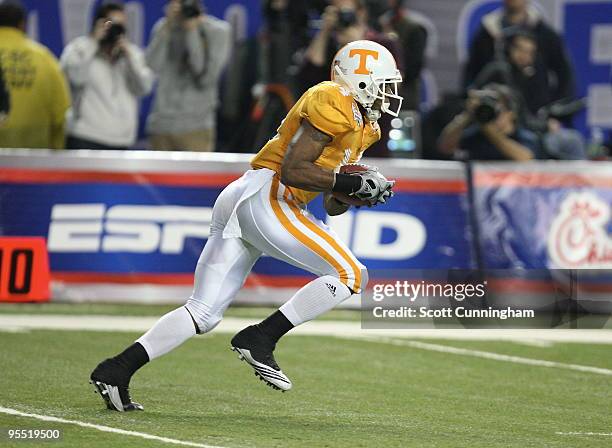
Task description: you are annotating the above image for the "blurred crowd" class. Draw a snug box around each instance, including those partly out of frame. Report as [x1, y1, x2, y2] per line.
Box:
[0, 0, 609, 161]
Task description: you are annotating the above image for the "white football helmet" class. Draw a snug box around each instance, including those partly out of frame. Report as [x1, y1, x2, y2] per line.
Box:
[331, 40, 403, 122]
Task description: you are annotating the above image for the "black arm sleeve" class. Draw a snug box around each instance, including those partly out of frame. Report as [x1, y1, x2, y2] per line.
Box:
[332, 174, 362, 194]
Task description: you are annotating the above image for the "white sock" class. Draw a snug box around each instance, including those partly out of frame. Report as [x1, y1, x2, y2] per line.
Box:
[279, 275, 352, 326]
[136, 306, 196, 360]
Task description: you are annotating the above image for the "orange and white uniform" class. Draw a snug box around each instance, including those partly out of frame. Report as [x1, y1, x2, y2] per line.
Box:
[182, 82, 379, 332]
[252, 81, 380, 205]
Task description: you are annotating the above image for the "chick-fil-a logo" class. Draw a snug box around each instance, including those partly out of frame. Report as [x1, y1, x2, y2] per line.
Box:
[548, 192, 612, 269]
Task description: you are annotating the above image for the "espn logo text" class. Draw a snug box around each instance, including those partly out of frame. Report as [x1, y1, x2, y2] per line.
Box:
[47, 204, 211, 254]
[327, 210, 426, 260]
[47, 204, 427, 260]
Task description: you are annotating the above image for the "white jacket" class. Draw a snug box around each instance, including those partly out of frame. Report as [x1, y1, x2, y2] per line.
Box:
[61, 36, 154, 147]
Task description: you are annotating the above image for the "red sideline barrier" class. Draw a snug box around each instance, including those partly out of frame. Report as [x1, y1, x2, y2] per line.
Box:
[0, 237, 50, 302]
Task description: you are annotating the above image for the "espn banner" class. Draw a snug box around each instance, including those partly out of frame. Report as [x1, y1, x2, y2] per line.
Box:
[0, 150, 470, 306]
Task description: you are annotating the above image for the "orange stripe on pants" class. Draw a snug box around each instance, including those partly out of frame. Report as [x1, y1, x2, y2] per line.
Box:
[281, 189, 362, 293]
[268, 177, 356, 291]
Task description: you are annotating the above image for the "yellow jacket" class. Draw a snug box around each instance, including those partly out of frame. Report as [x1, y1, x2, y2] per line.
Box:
[0, 27, 70, 149]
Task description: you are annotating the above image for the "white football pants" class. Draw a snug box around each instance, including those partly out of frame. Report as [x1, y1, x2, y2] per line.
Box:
[183, 169, 367, 333]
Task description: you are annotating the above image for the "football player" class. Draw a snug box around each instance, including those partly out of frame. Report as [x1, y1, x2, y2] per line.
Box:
[90, 39, 402, 410]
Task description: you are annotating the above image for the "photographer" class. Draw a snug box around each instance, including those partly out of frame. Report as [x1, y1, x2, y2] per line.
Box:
[296, 0, 398, 157]
[463, 0, 574, 104]
[472, 29, 586, 160]
[297, 0, 395, 95]
[438, 84, 539, 161]
[61, 1, 153, 150]
[146, 0, 230, 152]
[472, 29, 546, 116]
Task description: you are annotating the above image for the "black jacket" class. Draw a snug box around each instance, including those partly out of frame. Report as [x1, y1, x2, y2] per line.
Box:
[472, 60, 547, 131]
[463, 8, 574, 104]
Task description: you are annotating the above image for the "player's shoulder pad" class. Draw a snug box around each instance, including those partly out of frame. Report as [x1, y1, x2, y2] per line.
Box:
[300, 81, 361, 137]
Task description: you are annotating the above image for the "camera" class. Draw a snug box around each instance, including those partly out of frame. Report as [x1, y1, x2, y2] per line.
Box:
[180, 0, 202, 19]
[337, 9, 357, 29]
[100, 22, 125, 47]
[472, 89, 502, 124]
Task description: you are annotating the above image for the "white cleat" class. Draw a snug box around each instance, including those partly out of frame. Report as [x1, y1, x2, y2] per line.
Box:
[231, 347, 292, 392]
[90, 380, 125, 412]
[90, 359, 144, 412]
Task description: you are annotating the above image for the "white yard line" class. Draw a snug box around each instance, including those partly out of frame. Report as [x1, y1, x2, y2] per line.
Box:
[1, 314, 612, 377]
[556, 432, 612, 437]
[0, 406, 227, 448]
[363, 337, 612, 376]
[2, 314, 612, 344]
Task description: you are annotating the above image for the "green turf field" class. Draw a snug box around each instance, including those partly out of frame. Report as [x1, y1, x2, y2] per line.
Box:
[0, 305, 611, 447]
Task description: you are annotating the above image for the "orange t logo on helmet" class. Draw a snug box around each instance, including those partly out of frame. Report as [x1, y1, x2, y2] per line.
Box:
[348, 49, 379, 75]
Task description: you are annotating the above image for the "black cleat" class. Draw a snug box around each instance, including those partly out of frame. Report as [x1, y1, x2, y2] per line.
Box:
[230, 325, 292, 391]
[90, 359, 143, 412]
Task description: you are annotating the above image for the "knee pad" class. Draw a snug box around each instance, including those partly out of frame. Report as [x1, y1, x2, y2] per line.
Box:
[338, 265, 368, 295]
[185, 299, 222, 334]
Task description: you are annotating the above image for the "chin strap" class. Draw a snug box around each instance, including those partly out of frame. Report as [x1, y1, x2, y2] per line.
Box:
[365, 107, 381, 123]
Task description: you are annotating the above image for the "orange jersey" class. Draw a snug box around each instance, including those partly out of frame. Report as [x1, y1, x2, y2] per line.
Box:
[251, 81, 381, 205]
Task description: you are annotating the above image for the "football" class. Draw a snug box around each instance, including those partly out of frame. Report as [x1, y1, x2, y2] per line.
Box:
[332, 164, 374, 207]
